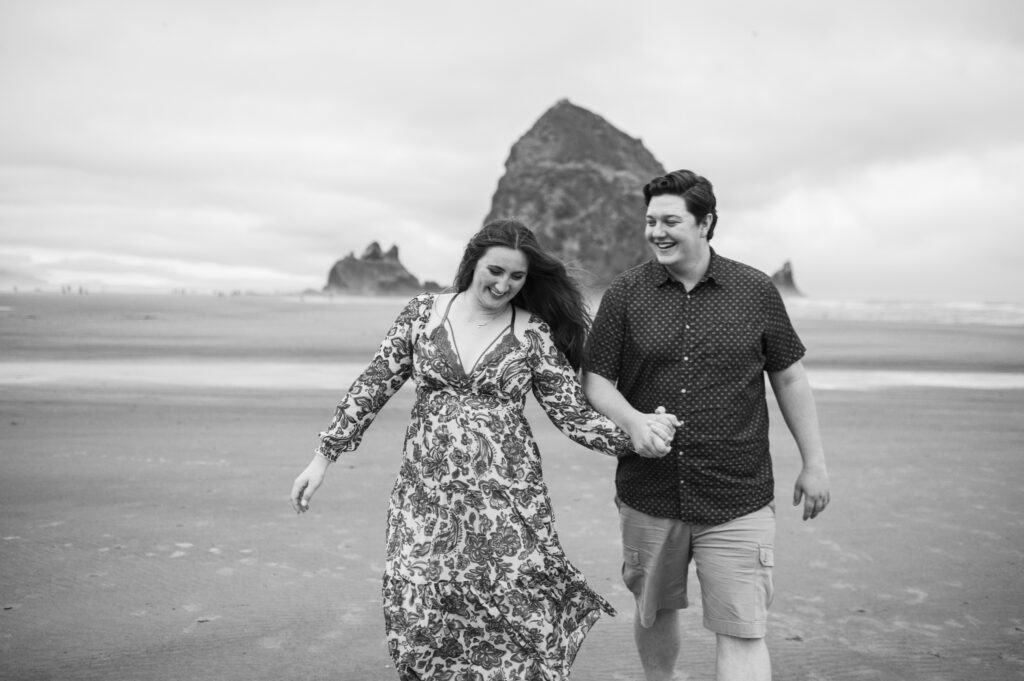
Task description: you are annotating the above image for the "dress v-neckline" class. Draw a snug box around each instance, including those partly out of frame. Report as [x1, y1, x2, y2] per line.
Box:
[439, 293, 515, 378]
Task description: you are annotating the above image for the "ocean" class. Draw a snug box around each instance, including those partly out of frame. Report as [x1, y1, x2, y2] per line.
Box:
[1, 292, 1023, 391]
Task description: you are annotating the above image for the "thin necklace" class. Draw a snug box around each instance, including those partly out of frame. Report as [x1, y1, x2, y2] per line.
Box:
[471, 310, 505, 326]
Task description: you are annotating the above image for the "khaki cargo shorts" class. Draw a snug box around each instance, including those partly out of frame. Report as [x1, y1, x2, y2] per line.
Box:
[618, 501, 776, 638]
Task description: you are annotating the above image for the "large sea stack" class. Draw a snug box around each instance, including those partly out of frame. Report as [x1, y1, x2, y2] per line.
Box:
[325, 242, 435, 295]
[484, 99, 666, 285]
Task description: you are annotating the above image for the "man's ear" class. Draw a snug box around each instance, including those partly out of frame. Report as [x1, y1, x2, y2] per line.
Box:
[700, 214, 713, 236]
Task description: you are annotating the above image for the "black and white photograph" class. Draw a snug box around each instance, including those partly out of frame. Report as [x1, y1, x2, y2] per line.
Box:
[2, 2, 1022, 679]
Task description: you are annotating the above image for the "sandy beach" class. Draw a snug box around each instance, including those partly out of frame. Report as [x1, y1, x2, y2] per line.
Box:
[2, 292, 1023, 680]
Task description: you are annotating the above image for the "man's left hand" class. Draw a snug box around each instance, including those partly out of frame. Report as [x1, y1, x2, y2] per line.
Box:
[793, 465, 830, 520]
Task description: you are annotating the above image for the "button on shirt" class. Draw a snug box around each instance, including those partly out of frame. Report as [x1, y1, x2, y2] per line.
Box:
[584, 251, 806, 525]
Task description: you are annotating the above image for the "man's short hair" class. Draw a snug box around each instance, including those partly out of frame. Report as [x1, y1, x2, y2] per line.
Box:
[643, 170, 719, 239]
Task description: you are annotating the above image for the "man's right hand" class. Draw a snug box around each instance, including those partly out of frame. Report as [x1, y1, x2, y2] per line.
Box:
[629, 407, 680, 458]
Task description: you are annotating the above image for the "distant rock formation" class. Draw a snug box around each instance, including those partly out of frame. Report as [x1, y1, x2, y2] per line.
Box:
[325, 242, 441, 295]
[484, 99, 666, 285]
[770, 261, 803, 297]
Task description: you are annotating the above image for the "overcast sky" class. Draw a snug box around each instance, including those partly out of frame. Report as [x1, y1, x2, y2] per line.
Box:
[2, 0, 1022, 302]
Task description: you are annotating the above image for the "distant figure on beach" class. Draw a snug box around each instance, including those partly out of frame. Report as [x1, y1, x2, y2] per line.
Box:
[290, 219, 678, 680]
[582, 169, 831, 681]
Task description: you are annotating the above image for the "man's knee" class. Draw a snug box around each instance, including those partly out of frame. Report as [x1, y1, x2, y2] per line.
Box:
[716, 633, 771, 680]
[716, 632, 767, 655]
[636, 607, 679, 631]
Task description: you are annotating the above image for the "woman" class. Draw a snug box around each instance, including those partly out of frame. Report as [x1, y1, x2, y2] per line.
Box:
[290, 219, 674, 680]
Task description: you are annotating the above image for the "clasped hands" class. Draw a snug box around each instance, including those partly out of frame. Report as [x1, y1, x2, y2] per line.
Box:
[630, 406, 681, 458]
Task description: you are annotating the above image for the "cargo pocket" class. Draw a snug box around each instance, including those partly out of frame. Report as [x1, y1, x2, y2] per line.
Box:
[621, 546, 644, 595]
[757, 543, 775, 612]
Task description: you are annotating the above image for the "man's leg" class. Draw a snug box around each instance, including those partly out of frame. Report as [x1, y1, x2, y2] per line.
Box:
[618, 502, 692, 681]
[692, 505, 776, 681]
[716, 633, 770, 681]
[635, 608, 680, 681]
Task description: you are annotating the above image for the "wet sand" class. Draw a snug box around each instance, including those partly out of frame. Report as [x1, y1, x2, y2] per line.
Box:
[1, 293, 1023, 680]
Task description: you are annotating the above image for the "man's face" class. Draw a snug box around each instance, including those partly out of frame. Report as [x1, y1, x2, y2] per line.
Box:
[645, 194, 708, 272]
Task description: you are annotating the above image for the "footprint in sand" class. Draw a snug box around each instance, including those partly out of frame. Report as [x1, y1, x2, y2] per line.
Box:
[259, 636, 285, 649]
[338, 608, 367, 625]
[169, 542, 194, 558]
[181, 610, 222, 634]
[905, 587, 928, 604]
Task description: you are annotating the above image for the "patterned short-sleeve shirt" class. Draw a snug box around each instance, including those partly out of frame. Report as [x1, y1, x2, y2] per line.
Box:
[584, 250, 806, 525]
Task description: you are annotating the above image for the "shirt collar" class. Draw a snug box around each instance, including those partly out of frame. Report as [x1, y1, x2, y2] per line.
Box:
[649, 248, 723, 289]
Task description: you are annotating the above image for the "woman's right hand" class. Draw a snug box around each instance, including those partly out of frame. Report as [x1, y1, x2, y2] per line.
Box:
[290, 454, 330, 514]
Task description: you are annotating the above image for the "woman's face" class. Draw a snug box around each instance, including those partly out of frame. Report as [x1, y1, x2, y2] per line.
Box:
[469, 246, 528, 310]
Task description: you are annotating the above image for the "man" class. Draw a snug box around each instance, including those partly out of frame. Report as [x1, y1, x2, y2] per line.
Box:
[582, 169, 830, 681]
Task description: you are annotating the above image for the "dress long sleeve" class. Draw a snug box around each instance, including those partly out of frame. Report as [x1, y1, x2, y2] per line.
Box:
[359, 298, 620, 679]
[527, 320, 632, 458]
[315, 295, 426, 461]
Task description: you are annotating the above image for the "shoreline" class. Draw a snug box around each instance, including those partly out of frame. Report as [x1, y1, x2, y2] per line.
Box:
[3, 359, 1024, 391]
[4, 289, 1024, 325]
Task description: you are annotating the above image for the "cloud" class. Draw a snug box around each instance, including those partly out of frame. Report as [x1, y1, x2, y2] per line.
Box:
[721, 143, 1024, 301]
[1, 0, 1022, 300]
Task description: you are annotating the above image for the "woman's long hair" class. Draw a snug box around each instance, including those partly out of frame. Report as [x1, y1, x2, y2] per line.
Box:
[453, 219, 591, 371]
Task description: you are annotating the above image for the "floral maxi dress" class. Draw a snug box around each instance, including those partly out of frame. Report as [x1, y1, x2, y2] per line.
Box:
[316, 293, 631, 680]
